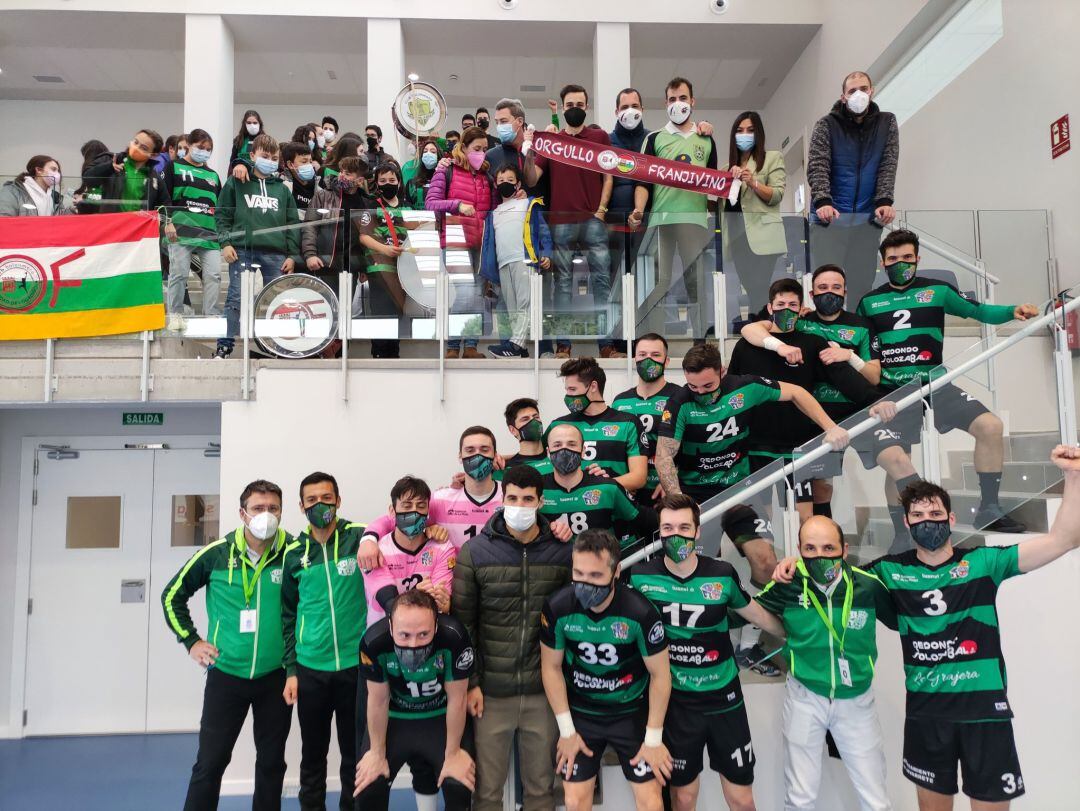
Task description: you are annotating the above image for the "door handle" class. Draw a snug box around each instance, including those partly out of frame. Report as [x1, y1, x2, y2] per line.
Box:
[120, 579, 146, 604]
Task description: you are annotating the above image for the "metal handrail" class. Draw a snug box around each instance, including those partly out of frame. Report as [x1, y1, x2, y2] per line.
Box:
[622, 294, 1080, 567]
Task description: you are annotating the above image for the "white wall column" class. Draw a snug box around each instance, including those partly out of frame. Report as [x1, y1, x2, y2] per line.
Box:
[183, 14, 233, 180]
[593, 22, 631, 130]
[367, 18, 405, 160]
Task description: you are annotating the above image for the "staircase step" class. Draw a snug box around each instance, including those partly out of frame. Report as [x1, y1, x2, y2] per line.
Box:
[960, 461, 1063, 493]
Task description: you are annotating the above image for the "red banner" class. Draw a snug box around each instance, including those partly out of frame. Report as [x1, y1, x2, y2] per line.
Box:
[528, 130, 741, 204]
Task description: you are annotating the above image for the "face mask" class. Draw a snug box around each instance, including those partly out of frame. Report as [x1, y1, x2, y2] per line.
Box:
[244, 510, 279, 541]
[518, 418, 544, 442]
[503, 505, 538, 532]
[245, 122, 260, 136]
[43, 171, 61, 187]
[573, 578, 613, 611]
[307, 139, 316, 151]
[447, 140, 459, 150]
[550, 448, 582, 476]
[735, 133, 755, 152]
[253, 156, 279, 176]
[497, 181, 518, 199]
[177, 148, 187, 160]
[910, 518, 951, 552]
[128, 146, 146, 162]
[667, 101, 692, 125]
[771, 307, 799, 332]
[496, 122, 516, 144]
[466, 150, 486, 171]
[394, 641, 434, 673]
[378, 182, 400, 199]
[305, 502, 336, 529]
[846, 90, 871, 116]
[636, 357, 664, 382]
[805, 554, 844, 586]
[366, 136, 379, 152]
[693, 389, 720, 407]
[476, 117, 489, 129]
[421, 152, 438, 170]
[296, 163, 316, 182]
[662, 534, 696, 563]
[617, 108, 643, 129]
[563, 107, 587, 128]
[462, 453, 494, 481]
[336, 176, 358, 194]
[190, 147, 212, 165]
[316, 133, 326, 148]
[322, 129, 336, 144]
[812, 291, 845, 316]
[395, 510, 427, 538]
[564, 393, 591, 413]
[886, 260, 918, 287]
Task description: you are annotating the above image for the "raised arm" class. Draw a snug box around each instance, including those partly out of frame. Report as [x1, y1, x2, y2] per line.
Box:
[1017, 445, 1080, 572]
[740, 319, 804, 364]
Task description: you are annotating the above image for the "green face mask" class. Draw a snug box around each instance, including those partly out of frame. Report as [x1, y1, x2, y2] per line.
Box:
[518, 418, 544, 443]
[771, 307, 799, 332]
[886, 260, 918, 286]
[305, 502, 336, 530]
[662, 534, 697, 563]
[805, 554, 844, 586]
[693, 389, 721, 407]
[564, 394, 591, 414]
[636, 357, 665, 382]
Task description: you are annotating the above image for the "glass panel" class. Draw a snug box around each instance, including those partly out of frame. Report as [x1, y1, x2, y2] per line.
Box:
[976, 209, 1053, 306]
[171, 495, 219, 547]
[66, 496, 121, 549]
[806, 212, 885, 313]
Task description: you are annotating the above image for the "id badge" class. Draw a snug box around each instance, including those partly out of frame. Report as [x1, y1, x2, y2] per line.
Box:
[240, 609, 258, 634]
[837, 656, 852, 687]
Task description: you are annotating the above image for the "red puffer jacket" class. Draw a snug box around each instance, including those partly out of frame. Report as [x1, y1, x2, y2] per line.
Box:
[425, 163, 493, 248]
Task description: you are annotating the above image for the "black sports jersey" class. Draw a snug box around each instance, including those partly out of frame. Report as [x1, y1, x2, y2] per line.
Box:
[540, 582, 667, 716]
[358, 614, 474, 719]
[612, 383, 682, 492]
[627, 555, 749, 712]
[548, 407, 646, 479]
[794, 310, 880, 412]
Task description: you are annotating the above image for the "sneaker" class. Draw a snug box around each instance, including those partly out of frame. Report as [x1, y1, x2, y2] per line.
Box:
[974, 505, 1026, 533]
[487, 342, 528, 358]
[540, 351, 556, 359]
[166, 314, 186, 333]
[599, 346, 627, 359]
[461, 346, 484, 359]
[555, 344, 572, 359]
[736, 644, 781, 677]
[212, 344, 232, 360]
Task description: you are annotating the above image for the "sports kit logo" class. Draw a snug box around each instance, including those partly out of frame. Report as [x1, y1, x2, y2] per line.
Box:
[727, 392, 746, 410]
[700, 582, 725, 600]
[270, 568, 283, 584]
[648, 621, 665, 645]
[950, 559, 970, 580]
[693, 145, 706, 162]
[359, 211, 372, 225]
[847, 609, 869, 630]
[662, 409, 672, 422]
[602, 425, 619, 437]
[655, 398, 668, 412]
[583, 489, 602, 506]
[0, 255, 47, 312]
[299, 554, 311, 568]
[455, 647, 475, 670]
[915, 290, 935, 303]
[611, 621, 630, 640]
[911, 637, 979, 663]
[420, 550, 433, 566]
[838, 328, 856, 342]
[337, 558, 357, 577]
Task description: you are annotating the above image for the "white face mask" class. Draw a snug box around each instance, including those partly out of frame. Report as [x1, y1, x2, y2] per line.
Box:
[503, 505, 538, 532]
[316, 133, 326, 148]
[245, 122, 260, 136]
[846, 90, 870, 115]
[323, 129, 336, 144]
[667, 101, 692, 126]
[617, 108, 643, 129]
[244, 510, 279, 541]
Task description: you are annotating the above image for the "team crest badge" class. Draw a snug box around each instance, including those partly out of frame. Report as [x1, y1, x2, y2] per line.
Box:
[434, 654, 444, 671]
[915, 290, 935, 304]
[421, 550, 433, 566]
[602, 425, 619, 437]
[656, 399, 668, 412]
[359, 211, 372, 225]
[583, 489, 601, 506]
[299, 554, 310, 568]
[727, 392, 745, 410]
[337, 559, 357, 577]
[950, 559, 970, 580]
[271, 568, 283, 584]
[693, 145, 706, 162]
[662, 409, 671, 422]
[648, 621, 665, 644]
[611, 621, 630, 640]
[700, 581, 725, 600]
[838, 328, 855, 342]
[847, 610, 868, 630]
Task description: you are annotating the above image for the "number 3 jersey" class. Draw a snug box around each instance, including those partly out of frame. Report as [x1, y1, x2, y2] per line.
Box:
[627, 555, 750, 713]
[361, 533, 457, 625]
[869, 545, 1022, 721]
[540, 582, 667, 717]
[358, 613, 474, 719]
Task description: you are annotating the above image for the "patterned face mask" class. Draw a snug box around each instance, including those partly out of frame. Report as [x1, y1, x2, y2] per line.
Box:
[305, 502, 336, 529]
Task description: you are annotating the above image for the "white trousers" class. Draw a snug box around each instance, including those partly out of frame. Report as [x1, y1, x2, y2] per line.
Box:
[782, 676, 891, 811]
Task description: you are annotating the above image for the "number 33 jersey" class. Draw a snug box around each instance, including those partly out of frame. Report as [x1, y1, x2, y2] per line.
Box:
[540, 582, 667, 717]
[362, 533, 457, 624]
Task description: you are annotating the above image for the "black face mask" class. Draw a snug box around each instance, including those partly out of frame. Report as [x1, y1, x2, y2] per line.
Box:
[447, 140, 459, 149]
[563, 107, 587, 128]
[497, 181, 518, 199]
[550, 448, 582, 475]
[377, 182, 399, 199]
[812, 292, 845, 316]
[476, 117, 489, 129]
[366, 136, 379, 151]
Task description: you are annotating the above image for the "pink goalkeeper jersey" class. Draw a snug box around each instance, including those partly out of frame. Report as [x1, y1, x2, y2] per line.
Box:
[364, 483, 502, 550]
[361, 533, 458, 624]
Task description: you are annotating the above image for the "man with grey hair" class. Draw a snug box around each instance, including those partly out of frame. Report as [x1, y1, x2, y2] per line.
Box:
[486, 97, 545, 197]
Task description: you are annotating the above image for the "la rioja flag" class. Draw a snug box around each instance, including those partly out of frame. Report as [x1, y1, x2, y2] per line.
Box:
[0, 211, 165, 340]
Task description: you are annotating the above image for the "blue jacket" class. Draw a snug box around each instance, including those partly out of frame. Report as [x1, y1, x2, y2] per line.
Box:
[608, 123, 649, 214]
[479, 196, 553, 284]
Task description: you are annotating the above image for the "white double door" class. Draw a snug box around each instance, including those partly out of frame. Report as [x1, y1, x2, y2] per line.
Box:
[23, 440, 220, 736]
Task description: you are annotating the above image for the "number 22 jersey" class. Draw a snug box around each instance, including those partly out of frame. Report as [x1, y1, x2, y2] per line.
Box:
[361, 533, 457, 624]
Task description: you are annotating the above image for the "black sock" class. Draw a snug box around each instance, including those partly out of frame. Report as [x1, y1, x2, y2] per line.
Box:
[812, 502, 833, 518]
[978, 472, 1002, 509]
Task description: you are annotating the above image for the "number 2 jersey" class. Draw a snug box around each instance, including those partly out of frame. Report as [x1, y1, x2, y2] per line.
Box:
[358, 613, 474, 719]
[361, 533, 457, 624]
[869, 545, 1022, 721]
[628, 555, 750, 713]
[363, 484, 502, 551]
[541, 582, 667, 717]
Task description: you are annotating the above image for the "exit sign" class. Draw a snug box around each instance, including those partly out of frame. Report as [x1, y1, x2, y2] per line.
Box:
[123, 412, 164, 426]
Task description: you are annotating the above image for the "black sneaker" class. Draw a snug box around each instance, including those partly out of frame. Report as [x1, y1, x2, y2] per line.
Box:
[486, 342, 528, 358]
[735, 644, 781, 677]
[212, 344, 233, 360]
[974, 505, 1026, 533]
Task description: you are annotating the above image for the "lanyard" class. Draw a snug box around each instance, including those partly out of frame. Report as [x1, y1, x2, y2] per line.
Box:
[802, 565, 854, 655]
[239, 531, 275, 607]
[377, 199, 400, 247]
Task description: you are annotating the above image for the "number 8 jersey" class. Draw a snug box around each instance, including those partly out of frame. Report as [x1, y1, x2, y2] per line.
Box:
[540, 582, 667, 717]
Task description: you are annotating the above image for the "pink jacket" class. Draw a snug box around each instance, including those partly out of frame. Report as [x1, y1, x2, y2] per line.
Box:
[425, 163, 493, 249]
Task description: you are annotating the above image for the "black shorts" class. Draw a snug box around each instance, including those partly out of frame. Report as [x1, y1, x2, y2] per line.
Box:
[749, 454, 814, 503]
[567, 708, 654, 784]
[902, 717, 1024, 802]
[665, 694, 755, 787]
[891, 384, 991, 448]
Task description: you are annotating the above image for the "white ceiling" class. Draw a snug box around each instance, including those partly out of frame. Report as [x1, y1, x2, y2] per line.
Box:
[0, 11, 818, 109]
